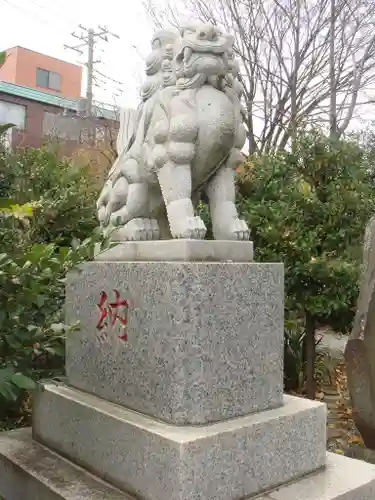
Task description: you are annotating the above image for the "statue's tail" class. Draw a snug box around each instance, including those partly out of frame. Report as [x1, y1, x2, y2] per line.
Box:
[105, 107, 138, 180]
[97, 99, 156, 227]
[117, 107, 137, 156]
[97, 107, 138, 225]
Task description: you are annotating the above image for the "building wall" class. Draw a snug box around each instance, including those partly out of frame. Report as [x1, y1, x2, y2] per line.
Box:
[0, 91, 118, 157]
[0, 47, 82, 100]
[0, 90, 53, 149]
[0, 47, 18, 84]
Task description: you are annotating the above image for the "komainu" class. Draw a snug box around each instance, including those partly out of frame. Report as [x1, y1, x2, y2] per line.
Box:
[97, 23, 250, 241]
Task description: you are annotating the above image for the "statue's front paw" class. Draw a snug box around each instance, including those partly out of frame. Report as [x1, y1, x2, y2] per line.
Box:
[171, 216, 207, 239]
[214, 218, 250, 241]
[231, 219, 251, 241]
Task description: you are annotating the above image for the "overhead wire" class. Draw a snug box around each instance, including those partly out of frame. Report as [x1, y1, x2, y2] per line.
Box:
[1, 0, 75, 35]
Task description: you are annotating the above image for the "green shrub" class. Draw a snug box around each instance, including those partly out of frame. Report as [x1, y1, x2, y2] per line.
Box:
[284, 319, 305, 393]
[0, 210, 108, 428]
[0, 146, 99, 248]
[237, 131, 374, 396]
[0, 130, 105, 428]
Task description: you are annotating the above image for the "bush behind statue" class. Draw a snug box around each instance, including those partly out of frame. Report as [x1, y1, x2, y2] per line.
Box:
[237, 131, 374, 395]
[0, 145, 99, 249]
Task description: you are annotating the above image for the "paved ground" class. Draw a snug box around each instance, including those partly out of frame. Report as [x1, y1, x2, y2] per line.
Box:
[318, 331, 347, 359]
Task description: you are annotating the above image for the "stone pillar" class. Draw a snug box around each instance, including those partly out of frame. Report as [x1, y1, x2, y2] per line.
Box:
[1, 241, 375, 500]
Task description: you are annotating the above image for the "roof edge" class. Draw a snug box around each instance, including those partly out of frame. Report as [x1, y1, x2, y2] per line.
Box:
[0, 46, 82, 69]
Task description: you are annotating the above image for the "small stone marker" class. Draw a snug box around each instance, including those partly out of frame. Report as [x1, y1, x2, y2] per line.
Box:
[345, 214, 375, 448]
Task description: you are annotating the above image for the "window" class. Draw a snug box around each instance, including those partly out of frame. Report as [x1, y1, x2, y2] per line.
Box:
[0, 100, 26, 129]
[36, 68, 61, 91]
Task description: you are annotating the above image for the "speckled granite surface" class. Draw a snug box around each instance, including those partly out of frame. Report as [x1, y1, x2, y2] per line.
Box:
[65, 261, 284, 425]
[33, 385, 326, 500]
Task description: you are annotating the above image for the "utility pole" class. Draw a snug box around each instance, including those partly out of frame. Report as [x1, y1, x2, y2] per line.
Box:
[64, 25, 120, 118]
[86, 28, 95, 117]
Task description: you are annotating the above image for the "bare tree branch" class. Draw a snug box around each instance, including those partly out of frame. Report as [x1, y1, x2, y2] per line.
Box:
[143, 0, 375, 151]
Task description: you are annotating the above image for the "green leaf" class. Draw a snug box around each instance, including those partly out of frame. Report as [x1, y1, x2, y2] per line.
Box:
[50, 323, 66, 333]
[0, 51, 6, 66]
[45, 345, 65, 357]
[0, 123, 14, 137]
[11, 373, 37, 390]
[0, 198, 18, 209]
[0, 366, 16, 383]
[4, 335, 23, 349]
[0, 382, 19, 402]
[36, 295, 45, 308]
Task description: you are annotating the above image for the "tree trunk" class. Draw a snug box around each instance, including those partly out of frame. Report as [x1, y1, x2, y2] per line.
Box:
[329, 0, 337, 138]
[291, 0, 300, 151]
[304, 312, 316, 399]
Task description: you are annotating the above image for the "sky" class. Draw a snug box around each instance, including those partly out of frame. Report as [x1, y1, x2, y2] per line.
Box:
[1, 0, 373, 133]
[1, 0, 158, 109]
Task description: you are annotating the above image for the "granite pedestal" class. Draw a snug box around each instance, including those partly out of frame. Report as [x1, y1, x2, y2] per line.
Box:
[65, 257, 283, 424]
[1, 240, 375, 500]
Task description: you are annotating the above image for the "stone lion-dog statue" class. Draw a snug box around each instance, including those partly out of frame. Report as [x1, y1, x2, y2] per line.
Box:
[97, 23, 250, 241]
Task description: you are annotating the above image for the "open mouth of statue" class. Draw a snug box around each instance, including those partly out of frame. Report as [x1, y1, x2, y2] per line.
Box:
[177, 45, 226, 66]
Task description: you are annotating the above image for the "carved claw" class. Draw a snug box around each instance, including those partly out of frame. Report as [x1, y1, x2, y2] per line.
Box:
[110, 207, 131, 227]
[212, 218, 250, 241]
[97, 205, 107, 224]
[171, 216, 206, 239]
[231, 218, 251, 241]
[111, 218, 160, 241]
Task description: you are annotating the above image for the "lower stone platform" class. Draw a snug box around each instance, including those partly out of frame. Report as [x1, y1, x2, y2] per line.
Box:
[32, 384, 326, 500]
[259, 451, 375, 499]
[0, 428, 129, 500]
[1, 429, 375, 500]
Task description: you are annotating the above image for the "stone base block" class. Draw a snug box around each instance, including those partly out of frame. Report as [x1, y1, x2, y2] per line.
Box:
[259, 452, 375, 499]
[2, 432, 375, 500]
[33, 384, 327, 500]
[66, 261, 284, 425]
[0, 428, 131, 500]
[95, 239, 254, 262]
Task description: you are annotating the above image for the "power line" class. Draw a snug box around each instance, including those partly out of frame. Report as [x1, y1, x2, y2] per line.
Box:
[1, 0, 72, 35]
[94, 68, 124, 86]
[25, 0, 78, 27]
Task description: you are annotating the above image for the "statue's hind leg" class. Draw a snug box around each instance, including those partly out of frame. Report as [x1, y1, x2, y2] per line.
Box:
[111, 217, 160, 241]
[107, 159, 160, 241]
[109, 184, 161, 241]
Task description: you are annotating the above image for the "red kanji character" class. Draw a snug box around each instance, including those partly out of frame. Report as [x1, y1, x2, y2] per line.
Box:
[109, 289, 129, 327]
[96, 291, 109, 330]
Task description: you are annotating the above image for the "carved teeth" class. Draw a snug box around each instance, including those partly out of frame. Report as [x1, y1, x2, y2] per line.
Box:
[184, 47, 193, 63]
